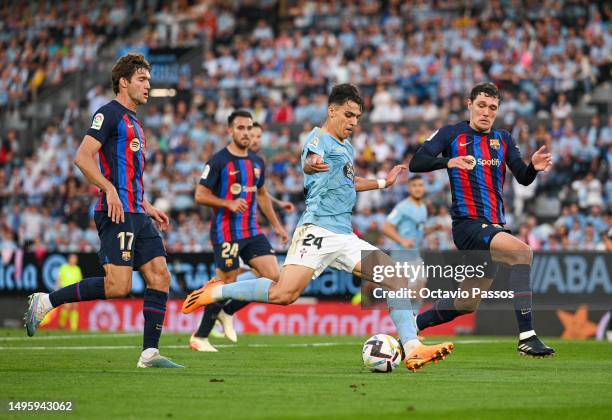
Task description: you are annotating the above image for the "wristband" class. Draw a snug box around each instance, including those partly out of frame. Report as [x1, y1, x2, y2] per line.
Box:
[377, 179, 386, 189]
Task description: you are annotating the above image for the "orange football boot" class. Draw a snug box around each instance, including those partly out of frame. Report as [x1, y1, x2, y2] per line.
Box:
[181, 278, 223, 314]
[404, 342, 454, 372]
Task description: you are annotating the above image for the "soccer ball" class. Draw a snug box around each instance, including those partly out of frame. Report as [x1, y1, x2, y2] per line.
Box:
[362, 334, 402, 372]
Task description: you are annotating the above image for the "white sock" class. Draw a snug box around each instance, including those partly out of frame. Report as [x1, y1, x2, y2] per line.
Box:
[519, 330, 536, 340]
[141, 348, 159, 359]
[212, 286, 223, 301]
[403, 339, 421, 355]
[41, 294, 52, 311]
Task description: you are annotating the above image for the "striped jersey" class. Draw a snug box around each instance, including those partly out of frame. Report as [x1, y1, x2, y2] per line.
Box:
[199, 148, 265, 244]
[422, 121, 527, 225]
[86, 100, 146, 213]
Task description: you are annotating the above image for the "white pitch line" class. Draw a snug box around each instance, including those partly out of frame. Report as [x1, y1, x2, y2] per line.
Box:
[0, 339, 506, 351]
[0, 333, 142, 341]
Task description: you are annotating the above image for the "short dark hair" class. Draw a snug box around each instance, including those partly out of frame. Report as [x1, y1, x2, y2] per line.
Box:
[252, 121, 263, 130]
[469, 82, 501, 103]
[328, 83, 363, 109]
[409, 175, 423, 182]
[227, 110, 253, 126]
[111, 53, 151, 94]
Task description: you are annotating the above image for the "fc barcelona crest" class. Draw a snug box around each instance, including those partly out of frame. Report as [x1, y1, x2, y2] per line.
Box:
[122, 251, 132, 261]
[225, 258, 233, 267]
[489, 138, 500, 150]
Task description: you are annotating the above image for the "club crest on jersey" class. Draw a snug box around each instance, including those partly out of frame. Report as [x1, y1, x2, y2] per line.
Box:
[225, 258, 233, 267]
[343, 162, 355, 181]
[130, 138, 141, 152]
[254, 167, 261, 178]
[230, 183, 242, 194]
[299, 247, 308, 259]
[121, 251, 132, 261]
[91, 113, 104, 130]
[489, 138, 500, 150]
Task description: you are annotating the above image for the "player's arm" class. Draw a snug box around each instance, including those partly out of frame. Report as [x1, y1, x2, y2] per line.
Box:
[354, 165, 407, 192]
[194, 184, 247, 213]
[506, 134, 552, 185]
[142, 198, 170, 231]
[74, 135, 124, 223]
[303, 151, 329, 174]
[409, 127, 475, 172]
[268, 193, 295, 213]
[257, 186, 289, 244]
[382, 220, 414, 249]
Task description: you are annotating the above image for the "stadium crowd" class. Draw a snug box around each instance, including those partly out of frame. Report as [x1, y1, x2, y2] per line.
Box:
[1, 0, 610, 256]
[0, 0, 145, 109]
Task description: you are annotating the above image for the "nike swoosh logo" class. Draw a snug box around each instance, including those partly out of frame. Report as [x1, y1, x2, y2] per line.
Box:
[229, 170, 240, 175]
[459, 142, 471, 146]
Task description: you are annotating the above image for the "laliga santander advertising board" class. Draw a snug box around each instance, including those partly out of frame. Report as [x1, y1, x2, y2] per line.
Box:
[41, 299, 474, 336]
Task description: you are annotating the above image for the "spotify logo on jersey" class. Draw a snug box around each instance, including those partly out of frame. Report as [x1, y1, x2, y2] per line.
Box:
[130, 139, 141, 152]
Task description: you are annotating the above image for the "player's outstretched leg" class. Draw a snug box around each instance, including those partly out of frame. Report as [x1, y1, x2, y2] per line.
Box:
[491, 234, 555, 357]
[357, 251, 454, 372]
[182, 278, 272, 313]
[25, 275, 107, 336]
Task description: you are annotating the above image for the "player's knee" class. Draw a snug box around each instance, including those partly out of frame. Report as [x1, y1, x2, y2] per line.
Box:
[270, 288, 299, 305]
[104, 276, 131, 298]
[509, 243, 532, 266]
[148, 267, 171, 291]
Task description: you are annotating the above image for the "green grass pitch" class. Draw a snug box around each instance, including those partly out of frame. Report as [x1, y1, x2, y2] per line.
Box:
[1, 330, 611, 419]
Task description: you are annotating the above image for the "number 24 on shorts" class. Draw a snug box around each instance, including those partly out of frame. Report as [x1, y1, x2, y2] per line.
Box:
[302, 234, 323, 249]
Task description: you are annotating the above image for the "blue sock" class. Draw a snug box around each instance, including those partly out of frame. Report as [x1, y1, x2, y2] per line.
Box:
[143, 288, 167, 350]
[49, 277, 105, 307]
[387, 297, 417, 345]
[416, 298, 460, 331]
[509, 264, 534, 334]
[221, 278, 272, 302]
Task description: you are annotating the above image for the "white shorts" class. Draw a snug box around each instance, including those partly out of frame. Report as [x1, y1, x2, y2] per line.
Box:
[283, 224, 378, 278]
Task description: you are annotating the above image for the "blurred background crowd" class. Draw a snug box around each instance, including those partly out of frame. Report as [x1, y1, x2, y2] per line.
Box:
[1, 0, 610, 256]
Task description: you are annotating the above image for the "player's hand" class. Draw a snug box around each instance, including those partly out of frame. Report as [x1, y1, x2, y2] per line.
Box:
[226, 198, 248, 213]
[303, 154, 329, 174]
[448, 156, 476, 170]
[531, 146, 553, 172]
[400, 238, 414, 249]
[106, 187, 125, 224]
[147, 206, 170, 231]
[279, 200, 296, 213]
[385, 165, 407, 187]
[274, 225, 290, 244]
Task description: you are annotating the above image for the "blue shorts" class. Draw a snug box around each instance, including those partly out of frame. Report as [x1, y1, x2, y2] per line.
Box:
[452, 218, 509, 251]
[212, 234, 274, 272]
[94, 212, 167, 268]
[452, 218, 510, 278]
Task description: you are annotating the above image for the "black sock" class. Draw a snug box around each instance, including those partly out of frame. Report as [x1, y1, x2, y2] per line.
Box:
[416, 298, 461, 331]
[49, 277, 105, 307]
[508, 264, 534, 334]
[195, 303, 224, 338]
[223, 300, 250, 315]
[142, 288, 168, 350]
